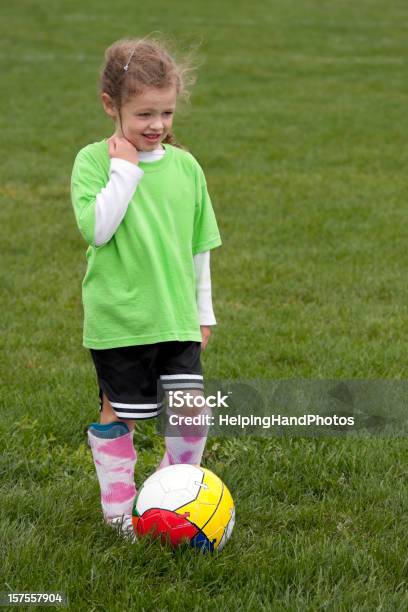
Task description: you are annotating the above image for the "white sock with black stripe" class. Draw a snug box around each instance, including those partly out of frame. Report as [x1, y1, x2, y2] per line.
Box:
[157, 373, 209, 469]
[157, 407, 211, 469]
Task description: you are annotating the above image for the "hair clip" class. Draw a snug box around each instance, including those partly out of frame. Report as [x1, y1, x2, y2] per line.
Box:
[123, 47, 136, 72]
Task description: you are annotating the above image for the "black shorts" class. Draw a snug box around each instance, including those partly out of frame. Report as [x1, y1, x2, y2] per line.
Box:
[89, 341, 203, 421]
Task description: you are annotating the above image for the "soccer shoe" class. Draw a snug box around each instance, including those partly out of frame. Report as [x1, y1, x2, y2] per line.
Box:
[106, 514, 137, 542]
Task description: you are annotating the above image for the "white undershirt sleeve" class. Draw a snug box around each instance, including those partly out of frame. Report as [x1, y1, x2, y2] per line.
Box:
[194, 250, 217, 326]
[94, 157, 144, 246]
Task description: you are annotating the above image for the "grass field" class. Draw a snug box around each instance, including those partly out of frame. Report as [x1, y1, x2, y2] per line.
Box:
[2, 0, 408, 609]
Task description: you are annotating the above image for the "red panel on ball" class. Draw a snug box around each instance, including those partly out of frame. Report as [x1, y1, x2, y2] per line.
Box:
[136, 508, 199, 547]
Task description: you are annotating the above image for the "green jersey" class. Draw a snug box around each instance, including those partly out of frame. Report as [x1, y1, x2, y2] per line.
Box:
[70, 140, 222, 349]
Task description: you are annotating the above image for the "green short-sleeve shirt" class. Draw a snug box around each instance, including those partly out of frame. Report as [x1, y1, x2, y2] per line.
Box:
[70, 140, 222, 349]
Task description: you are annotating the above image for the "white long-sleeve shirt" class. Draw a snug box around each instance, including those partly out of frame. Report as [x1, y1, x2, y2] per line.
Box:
[93, 146, 216, 326]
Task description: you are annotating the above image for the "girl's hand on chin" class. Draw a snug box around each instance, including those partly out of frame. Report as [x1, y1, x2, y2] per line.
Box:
[108, 136, 139, 165]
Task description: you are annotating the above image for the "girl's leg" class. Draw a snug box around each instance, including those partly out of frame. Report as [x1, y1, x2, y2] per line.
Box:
[99, 392, 135, 430]
[88, 392, 137, 522]
[158, 389, 211, 470]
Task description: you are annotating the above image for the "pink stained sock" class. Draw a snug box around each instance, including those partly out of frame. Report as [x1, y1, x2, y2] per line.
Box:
[87, 428, 137, 521]
[157, 406, 211, 470]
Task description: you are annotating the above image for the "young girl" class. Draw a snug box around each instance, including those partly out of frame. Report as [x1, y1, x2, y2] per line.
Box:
[70, 37, 221, 535]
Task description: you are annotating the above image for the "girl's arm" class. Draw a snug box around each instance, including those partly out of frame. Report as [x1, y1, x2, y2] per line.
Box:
[94, 158, 144, 246]
[194, 250, 216, 326]
[71, 149, 143, 248]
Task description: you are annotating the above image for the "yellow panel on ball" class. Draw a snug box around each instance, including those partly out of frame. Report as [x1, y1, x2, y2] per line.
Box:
[175, 468, 224, 529]
[201, 483, 234, 549]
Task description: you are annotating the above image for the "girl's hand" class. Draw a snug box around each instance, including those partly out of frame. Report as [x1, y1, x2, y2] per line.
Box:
[200, 325, 211, 351]
[108, 136, 139, 166]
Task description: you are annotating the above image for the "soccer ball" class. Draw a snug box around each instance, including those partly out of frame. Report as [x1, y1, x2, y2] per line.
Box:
[132, 464, 235, 552]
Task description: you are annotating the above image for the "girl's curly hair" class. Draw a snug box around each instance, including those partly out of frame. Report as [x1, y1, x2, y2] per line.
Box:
[99, 34, 200, 149]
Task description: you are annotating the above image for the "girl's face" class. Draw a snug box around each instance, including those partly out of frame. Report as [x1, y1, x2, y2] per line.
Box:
[102, 86, 177, 152]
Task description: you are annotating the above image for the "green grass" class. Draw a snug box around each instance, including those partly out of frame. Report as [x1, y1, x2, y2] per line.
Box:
[2, 0, 408, 609]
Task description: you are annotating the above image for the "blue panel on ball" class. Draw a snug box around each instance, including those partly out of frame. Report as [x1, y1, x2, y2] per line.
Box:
[190, 531, 215, 552]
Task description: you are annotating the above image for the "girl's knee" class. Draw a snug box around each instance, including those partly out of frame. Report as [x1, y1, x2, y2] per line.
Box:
[100, 392, 135, 431]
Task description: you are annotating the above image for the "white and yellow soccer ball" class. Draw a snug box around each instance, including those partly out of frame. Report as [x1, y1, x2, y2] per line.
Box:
[132, 464, 235, 552]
